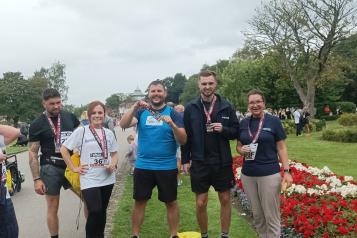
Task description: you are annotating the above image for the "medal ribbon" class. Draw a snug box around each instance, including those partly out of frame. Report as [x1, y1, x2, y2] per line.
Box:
[201, 95, 217, 123]
[248, 113, 265, 144]
[45, 112, 61, 145]
[89, 125, 108, 160]
[143, 104, 163, 121]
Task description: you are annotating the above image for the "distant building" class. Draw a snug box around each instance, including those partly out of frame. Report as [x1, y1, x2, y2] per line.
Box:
[118, 87, 146, 117]
[130, 86, 145, 101]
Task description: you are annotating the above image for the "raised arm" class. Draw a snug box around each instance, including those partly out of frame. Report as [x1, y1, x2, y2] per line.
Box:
[0, 125, 20, 145]
[119, 101, 144, 128]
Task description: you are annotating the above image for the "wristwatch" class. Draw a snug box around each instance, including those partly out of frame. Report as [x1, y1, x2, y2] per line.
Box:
[283, 168, 291, 173]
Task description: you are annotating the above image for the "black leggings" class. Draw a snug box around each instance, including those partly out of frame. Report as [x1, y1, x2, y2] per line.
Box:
[81, 184, 114, 238]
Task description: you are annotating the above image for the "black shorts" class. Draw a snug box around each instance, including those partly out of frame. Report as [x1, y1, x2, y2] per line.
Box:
[133, 168, 178, 203]
[190, 161, 234, 194]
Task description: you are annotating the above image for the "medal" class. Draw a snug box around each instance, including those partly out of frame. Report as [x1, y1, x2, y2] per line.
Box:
[201, 96, 217, 133]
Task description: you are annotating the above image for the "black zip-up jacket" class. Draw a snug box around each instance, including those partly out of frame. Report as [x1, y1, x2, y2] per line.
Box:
[182, 94, 239, 166]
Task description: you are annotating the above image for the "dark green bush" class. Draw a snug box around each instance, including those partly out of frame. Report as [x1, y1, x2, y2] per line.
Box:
[337, 113, 357, 126]
[322, 128, 357, 143]
[336, 101, 356, 113]
[282, 119, 326, 134]
[282, 120, 295, 135]
[311, 119, 326, 132]
[318, 115, 339, 121]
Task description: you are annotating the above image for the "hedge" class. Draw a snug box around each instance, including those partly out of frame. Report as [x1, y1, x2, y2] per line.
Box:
[338, 113, 357, 126]
[322, 128, 357, 143]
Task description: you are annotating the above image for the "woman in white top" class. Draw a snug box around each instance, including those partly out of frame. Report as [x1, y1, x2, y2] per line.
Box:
[61, 101, 119, 238]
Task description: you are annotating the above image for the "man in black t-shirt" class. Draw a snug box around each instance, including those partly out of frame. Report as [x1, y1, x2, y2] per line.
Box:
[28, 88, 79, 238]
[183, 70, 239, 238]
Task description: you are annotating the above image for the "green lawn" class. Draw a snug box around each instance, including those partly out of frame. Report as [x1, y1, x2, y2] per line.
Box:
[231, 120, 357, 178]
[6, 144, 28, 155]
[112, 175, 257, 238]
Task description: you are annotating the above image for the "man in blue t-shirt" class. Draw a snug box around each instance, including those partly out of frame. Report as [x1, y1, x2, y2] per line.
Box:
[120, 80, 187, 238]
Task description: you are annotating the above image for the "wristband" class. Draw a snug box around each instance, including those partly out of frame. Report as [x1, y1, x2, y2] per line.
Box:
[283, 169, 291, 173]
[33, 177, 41, 182]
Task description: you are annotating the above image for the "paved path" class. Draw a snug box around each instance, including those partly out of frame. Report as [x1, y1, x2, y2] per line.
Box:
[12, 126, 133, 238]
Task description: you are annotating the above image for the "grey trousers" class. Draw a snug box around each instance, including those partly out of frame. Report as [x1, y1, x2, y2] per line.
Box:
[241, 173, 281, 238]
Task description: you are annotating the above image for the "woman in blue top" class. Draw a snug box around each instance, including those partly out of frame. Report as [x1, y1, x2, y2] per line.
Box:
[236, 89, 293, 238]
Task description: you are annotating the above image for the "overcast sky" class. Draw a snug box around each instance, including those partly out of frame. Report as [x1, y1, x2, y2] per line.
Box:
[0, 0, 263, 106]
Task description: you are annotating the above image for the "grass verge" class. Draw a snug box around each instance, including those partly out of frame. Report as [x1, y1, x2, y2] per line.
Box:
[112, 175, 257, 238]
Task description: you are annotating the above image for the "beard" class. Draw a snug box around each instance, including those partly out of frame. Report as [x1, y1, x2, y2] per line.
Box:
[150, 96, 165, 107]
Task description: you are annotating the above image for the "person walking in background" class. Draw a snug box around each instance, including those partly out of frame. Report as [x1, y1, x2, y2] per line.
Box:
[236, 89, 293, 238]
[61, 101, 119, 238]
[120, 80, 186, 238]
[183, 70, 239, 238]
[125, 134, 137, 176]
[0, 125, 20, 238]
[104, 107, 116, 137]
[28, 88, 80, 238]
[301, 106, 311, 135]
[293, 108, 302, 136]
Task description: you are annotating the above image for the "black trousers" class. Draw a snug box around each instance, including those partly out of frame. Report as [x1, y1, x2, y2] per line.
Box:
[81, 184, 114, 238]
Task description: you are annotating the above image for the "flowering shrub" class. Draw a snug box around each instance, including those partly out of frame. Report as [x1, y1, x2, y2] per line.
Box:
[232, 156, 357, 238]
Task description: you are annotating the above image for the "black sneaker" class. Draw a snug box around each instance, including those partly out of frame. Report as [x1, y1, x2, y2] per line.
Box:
[131, 236, 139, 238]
[171, 236, 179, 238]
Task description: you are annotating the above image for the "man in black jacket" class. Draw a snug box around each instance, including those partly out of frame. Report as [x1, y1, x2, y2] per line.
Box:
[183, 70, 239, 238]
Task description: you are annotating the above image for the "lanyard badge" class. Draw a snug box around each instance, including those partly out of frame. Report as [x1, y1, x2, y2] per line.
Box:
[45, 112, 61, 153]
[245, 114, 265, 161]
[89, 126, 108, 161]
[201, 96, 217, 133]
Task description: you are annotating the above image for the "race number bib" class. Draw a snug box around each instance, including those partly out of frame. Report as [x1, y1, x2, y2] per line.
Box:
[60, 131, 72, 144]
[244, 143, 258, 161]
[89, 152, 109, 168]
[145, 116, 163, 126]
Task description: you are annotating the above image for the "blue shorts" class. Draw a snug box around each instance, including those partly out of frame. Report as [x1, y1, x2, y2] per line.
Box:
[0, 199, 19, 238]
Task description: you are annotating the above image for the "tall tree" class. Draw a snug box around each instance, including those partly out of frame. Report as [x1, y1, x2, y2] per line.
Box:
[247, 0, 356, 114]
[33, 62, 69, 101]
[0, 72, 44, 125]
[105, 93, 127, 112]
[180, 75, 199, 105]
[162, 73, 187, 104]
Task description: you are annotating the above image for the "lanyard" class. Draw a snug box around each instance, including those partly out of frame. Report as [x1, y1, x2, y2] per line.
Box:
[89, 125, 108, 160]
[201, 95, 217, 123]
[248, 113, 265, 144]
[143, 104, 163, 121]
[45, 112, 61, 145]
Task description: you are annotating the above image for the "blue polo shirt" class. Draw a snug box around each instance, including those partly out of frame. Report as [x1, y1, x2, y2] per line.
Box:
[135, 106, 184, 170]
[238, 113, 286, 176]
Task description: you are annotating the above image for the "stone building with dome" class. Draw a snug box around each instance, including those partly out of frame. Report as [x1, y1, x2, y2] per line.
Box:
[118, 87, 146, 118]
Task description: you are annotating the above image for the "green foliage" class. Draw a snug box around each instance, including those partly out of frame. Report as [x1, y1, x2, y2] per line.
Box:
[220, 54, 299, 109]
[0, 72, 45, 125]
[312, 119, 327, 132]
[162, 73, 187, 104]
[322, 128, 357, 143]
[33, 62, 69, 102]
[105, 93, 127, 112]
[281, 119, 326, 135]
[281, 120, 296, 135]
[335, 101, 356, 113]
[334, 33, 357, 104]
[318, 115, 340, 121]
[180, 75, 199, 105]
[337, 113, 357, 126]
